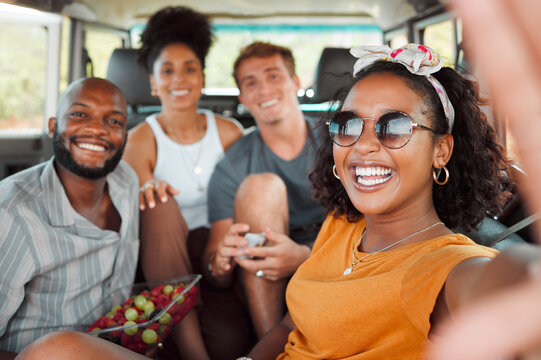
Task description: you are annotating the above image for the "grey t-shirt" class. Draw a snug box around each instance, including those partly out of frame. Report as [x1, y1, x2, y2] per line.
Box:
[208, 116, 325, 245]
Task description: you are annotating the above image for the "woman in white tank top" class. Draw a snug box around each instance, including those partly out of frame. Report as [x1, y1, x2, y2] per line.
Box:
[121, 6, 242, 360]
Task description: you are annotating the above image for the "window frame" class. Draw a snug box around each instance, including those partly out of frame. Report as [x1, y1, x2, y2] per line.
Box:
[0, 5, 62, 134]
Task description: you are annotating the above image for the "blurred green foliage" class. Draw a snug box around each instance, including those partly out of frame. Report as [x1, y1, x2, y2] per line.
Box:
[0, 22, 46, 129]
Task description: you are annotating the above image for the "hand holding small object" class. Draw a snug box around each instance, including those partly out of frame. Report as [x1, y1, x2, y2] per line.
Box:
[235, 228, 311, 281]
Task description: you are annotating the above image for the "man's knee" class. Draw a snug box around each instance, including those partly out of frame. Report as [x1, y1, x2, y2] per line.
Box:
[235, 173, 287, 216]
[18, 331, 89, 360]
[238, 173, 286, 195]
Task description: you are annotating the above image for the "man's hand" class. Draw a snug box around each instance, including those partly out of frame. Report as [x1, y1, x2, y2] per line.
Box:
[211, 223, 251, 277]
[235, 228, 311, 281]
[139, 179, 180, 210]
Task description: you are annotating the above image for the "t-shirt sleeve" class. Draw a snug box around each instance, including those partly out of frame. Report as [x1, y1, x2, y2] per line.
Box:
[401, 240, 498, 334]
[0, 210, 35, 339]
[207, 156, 241, 223]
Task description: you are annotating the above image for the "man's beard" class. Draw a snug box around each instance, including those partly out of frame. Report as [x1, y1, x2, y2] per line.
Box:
[53, 129, 126, 180]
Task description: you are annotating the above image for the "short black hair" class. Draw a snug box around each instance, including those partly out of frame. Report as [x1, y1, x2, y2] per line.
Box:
[309, 61, 514, 232]
[137, 6, 213, 72]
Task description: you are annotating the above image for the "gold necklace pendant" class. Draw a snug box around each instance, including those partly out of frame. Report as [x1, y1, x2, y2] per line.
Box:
[342, 221, 444, 276]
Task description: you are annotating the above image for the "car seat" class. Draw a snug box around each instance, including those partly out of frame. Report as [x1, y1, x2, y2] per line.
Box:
[305, 47, 357, 104]
[106, 48, 160, 129]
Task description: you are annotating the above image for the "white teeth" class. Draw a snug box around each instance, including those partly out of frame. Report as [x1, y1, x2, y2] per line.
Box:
[171, 90, 189, 96]
[355, 166, 392, 177]
[356, 174, 392, 186]
[78, 143, 106, 152]
[354, 166, 393, 186]
[260, 99, 278, 108]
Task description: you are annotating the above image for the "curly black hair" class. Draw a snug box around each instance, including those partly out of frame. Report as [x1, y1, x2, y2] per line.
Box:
[137, 6, 213, 73]
[309, 61, 514, 232]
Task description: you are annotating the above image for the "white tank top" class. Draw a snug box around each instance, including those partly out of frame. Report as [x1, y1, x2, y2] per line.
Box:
[146, 109, 224, 230]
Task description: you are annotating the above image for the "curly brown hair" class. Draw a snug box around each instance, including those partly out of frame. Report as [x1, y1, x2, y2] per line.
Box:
[137, 6, 213, 73]
[309, 61, 514, 232]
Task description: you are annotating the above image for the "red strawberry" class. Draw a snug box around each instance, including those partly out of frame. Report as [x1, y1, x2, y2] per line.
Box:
[126, 342, 147, 353]
[173, 285, 185, 296]
[150, 285, 164, 297]
[110, 329, 123, 338]
[113, 312, 123, 322]
[97, 316, 109, 329]
[121, 333, 133, 346]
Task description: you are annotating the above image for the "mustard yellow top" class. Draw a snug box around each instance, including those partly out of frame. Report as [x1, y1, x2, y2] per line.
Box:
[278, 214, 498, 360]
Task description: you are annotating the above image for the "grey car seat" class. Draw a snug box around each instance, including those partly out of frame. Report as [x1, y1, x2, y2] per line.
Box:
[106, 48, 160, 129]
[306, 47, 357, 104]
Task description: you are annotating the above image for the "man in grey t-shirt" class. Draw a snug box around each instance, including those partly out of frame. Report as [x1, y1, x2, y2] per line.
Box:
[204, 42, 325, 341]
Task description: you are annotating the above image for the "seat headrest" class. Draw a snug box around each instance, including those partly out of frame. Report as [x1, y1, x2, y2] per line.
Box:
[311, 48, 357, 103]
[106, 48, 160, 107]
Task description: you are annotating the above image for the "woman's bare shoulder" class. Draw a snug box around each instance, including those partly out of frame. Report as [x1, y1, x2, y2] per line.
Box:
[215, 115, 243, 150]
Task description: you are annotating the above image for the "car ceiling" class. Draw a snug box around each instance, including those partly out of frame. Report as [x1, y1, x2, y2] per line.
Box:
[4, 0, 448, 31]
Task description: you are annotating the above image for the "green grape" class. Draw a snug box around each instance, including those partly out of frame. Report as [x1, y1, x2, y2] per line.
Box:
[175, 294, 185, 304]
[105, 311, 114, 318]
[159, 312, 171, 325]
[111, 305, 122, 312]
[143, 300, 155, 312]
[134, 295, 147, 310]
[144, 308, 154, 318]
[123, 320, 138, 335]
[142, 329, 158, 344]
[124, 307, 139, 321]
[163, 284, 174, 296]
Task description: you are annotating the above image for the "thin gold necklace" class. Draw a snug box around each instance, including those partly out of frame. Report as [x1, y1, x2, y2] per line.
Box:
[343, 221, 444, 276]
[162, 115, 206, 191]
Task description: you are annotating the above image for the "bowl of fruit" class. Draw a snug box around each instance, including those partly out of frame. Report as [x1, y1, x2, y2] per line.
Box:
[85, 274, 201, 354]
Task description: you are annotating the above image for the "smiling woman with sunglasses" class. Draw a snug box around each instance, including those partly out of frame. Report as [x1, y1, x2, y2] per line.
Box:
[239, 44, 533, 360]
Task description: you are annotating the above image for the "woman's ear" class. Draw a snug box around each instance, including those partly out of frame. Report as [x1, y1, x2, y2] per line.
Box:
[433, 134, 454, 168]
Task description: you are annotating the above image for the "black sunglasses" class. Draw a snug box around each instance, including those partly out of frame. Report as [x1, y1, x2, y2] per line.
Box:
[326, 110, 436, 149]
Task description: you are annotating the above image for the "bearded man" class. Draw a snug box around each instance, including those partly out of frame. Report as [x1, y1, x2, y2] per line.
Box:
[0, 78, 139, 358]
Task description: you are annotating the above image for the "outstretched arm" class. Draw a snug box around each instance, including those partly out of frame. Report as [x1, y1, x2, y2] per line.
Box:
[429, 2, 541, 358]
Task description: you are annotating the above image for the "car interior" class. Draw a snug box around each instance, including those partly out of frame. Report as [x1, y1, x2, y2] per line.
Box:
[0, 0, 538, 249]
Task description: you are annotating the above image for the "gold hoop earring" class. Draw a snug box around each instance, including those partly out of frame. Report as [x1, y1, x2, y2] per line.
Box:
[332, 165, 340, 179]
[433, 166, 449, 185]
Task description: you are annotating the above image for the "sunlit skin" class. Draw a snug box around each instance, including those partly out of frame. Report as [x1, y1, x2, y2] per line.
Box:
[333, 73, 454, 252]
[150, 43, 204, 115]
[237, 53, 302, 128]
[49, 79, 127, 173]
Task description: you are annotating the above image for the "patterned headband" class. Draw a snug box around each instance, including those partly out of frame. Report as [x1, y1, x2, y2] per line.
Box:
[350, 43, 455, 133]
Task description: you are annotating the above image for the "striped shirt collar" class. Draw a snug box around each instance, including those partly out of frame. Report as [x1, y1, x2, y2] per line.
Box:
[40, 158, 131, 230]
